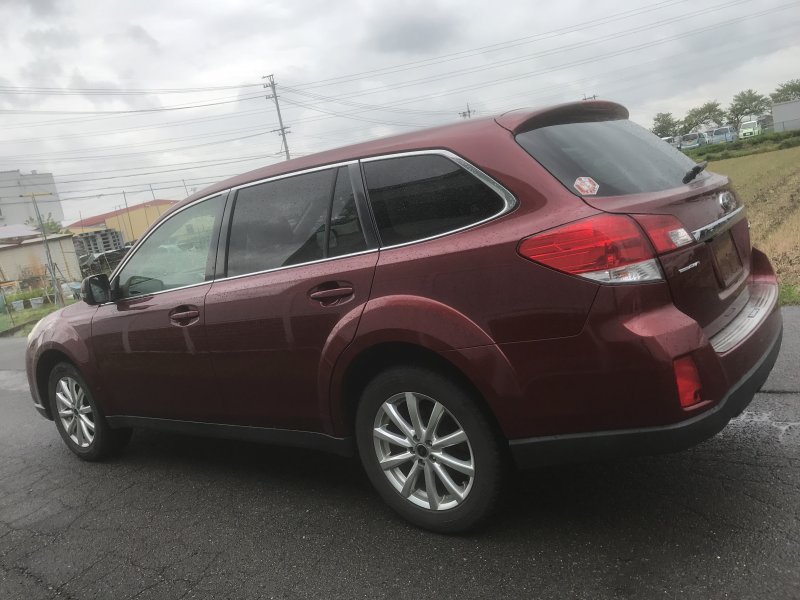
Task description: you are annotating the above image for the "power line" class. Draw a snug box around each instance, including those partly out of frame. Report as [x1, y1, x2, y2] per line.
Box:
[0, 91, 265, 115]
[286, 0, 692, 90]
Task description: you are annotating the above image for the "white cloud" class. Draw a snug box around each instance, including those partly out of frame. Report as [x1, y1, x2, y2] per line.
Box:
[0, 0, 797, 221]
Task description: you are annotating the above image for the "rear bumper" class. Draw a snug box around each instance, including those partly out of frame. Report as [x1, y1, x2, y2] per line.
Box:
[509, 324, 782, 468]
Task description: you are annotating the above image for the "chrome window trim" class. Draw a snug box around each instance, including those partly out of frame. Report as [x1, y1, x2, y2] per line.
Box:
[97, 280, 213, 306]
[104, 151, 517, 293]
[104, 192, 229, 304]
[215, 248, 379, 284]
[229, 160, 359, 193]
[361, 149, 518, 250]
[692, 205, 745, 243]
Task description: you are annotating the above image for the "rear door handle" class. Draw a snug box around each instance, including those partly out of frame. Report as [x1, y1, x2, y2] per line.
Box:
[309, 287, 354, 301]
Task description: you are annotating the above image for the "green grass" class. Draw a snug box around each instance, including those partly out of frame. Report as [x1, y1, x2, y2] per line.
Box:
[708, 146, 800, 305]
[0, 303, 69, 336]
[779, 284, 800, 305]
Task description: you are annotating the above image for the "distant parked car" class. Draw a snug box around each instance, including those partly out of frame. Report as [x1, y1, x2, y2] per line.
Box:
[739, 121, 762, 139]
[660, 136, 681, 148]
[680, 132, 706, 149]
[711, 126, 737, 144]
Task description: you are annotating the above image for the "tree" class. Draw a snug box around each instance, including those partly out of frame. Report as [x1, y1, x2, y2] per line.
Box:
[726, 89, 771, 130]
[770, 79, 800, 103]
[651, 112, 681, 138]
[680, 101, 725, 134]
[25, 213, 66, 234]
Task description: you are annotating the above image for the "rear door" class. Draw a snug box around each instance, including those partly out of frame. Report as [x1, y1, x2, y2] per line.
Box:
[515, 118, 751, 338]
[204, 164, 378, 432]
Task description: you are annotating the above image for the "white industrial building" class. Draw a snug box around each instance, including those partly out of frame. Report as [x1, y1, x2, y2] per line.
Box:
[773, 99, 800, 133]
[0, 226, 80, 283]
[0, 170, 64, 226]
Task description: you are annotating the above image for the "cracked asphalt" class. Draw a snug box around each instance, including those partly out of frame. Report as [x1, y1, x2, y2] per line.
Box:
[1, 308, 798, 599]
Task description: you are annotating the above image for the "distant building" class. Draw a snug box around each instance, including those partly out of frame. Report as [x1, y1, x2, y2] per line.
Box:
[773, 99, 800, 133]
[0, 170, 64, 226]
[67, 199, 176, 243]
[73, 229, 125, 256]
[0, 225, 80, 283]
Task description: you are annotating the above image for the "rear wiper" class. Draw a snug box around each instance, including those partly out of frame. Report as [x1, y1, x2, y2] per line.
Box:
[682, 161, 708, 184]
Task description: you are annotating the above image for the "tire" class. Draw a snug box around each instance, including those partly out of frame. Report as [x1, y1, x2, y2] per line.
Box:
[48, 362, 132, 461]
[355, 365, 505, 533]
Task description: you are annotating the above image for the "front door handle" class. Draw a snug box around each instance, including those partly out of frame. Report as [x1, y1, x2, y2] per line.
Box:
[169, 306, 200, 325]
[309, 286, 354, 302]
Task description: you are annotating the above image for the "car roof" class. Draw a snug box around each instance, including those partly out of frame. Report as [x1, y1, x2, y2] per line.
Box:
[170, 100, 629, 214]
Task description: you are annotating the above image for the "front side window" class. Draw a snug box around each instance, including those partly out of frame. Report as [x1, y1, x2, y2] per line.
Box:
[116, 195, 223, 298]
[226, 167, 367, 277]
[362, 154, 506, 246]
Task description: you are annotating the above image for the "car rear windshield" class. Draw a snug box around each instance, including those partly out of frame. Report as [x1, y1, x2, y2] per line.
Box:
[515, 119, 700, 197]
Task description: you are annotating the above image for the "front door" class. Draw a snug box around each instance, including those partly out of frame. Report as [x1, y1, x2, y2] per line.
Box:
[91, 194, 226, 420]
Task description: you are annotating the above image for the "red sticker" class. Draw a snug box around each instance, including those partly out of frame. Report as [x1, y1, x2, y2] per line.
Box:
[574, 176, 599, 195]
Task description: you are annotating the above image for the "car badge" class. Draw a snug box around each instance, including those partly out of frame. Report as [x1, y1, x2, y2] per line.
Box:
[719, 191, 736, 213]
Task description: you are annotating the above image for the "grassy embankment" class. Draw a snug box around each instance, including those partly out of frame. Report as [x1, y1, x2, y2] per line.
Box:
[708, 145, 800, 304]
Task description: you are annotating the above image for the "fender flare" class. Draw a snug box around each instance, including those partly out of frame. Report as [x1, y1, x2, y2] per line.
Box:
[318, 295, 525, 436]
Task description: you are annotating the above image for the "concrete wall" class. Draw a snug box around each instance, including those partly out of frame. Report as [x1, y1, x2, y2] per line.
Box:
[0, 171, 64, 226]
[0, 235, 82, 282]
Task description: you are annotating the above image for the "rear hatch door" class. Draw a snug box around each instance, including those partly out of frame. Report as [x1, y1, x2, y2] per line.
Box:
[512, 111, 750, 338]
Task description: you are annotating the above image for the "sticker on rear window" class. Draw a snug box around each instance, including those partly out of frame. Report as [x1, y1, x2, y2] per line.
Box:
[574, 177, 599, 195]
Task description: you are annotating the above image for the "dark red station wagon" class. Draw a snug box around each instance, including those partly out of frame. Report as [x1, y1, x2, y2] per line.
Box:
[26, 101, 783, 532]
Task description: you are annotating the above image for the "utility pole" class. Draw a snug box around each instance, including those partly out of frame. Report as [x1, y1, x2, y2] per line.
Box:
[122, 190, 135, 243]
[582, 93, 598, 100]
[263, 74, 291, 160]
[458, 103, 475, 119]
[181, 179, 190, 197]
[21, 192, 64, 307]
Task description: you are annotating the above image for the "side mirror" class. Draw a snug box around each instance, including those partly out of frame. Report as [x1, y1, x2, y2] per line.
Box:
[81, 274, 111, 305]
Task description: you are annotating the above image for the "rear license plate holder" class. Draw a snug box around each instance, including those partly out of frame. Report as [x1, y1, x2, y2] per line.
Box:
[710, 231, 743, 288]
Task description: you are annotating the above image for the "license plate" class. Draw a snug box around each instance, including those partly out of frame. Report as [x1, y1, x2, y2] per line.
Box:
[711, 232, 743, 288]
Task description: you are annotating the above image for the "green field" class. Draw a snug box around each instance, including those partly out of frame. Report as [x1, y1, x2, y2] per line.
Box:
[708, 145, 800, 303]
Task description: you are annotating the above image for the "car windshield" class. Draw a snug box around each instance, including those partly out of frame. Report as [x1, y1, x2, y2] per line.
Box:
[683, 134, 699, 141]
[742, 121, 757, 128]
[515, 119, 699, 197]
[714, 128, 727, 135]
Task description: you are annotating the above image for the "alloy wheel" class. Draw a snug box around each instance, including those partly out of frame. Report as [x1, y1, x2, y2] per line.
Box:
[372, 391, 475, 511]
[55, 376, 95, 448]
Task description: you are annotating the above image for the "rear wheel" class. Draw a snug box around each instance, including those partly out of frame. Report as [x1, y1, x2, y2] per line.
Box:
[49, 362, 132, 461]
[356, 365, 504, 533]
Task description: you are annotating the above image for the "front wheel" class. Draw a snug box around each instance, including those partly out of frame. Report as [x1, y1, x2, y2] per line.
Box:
[355, 365, 505, 533]
[48, 362, 132, 461]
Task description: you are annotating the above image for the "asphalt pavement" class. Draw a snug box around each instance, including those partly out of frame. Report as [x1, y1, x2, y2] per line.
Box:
[1, 309, 798, 599]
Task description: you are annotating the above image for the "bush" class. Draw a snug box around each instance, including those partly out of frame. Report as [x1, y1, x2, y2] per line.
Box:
[4, 288, 54, 303]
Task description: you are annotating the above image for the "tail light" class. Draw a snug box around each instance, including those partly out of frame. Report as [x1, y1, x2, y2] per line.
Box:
[674, 355, 703, 408]
[517, 214, 662, 284]
[631, 214, 693, 253]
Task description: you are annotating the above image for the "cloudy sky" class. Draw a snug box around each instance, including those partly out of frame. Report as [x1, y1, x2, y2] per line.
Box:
[0, 0, 798, 224]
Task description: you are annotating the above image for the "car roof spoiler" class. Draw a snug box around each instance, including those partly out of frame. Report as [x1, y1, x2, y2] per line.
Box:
[495, 100, 629, 135]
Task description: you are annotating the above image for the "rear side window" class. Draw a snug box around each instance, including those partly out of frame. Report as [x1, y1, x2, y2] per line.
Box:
[226, 167, 366, 277]
[363, 154, 505, 246]
[516, 119, 701, 197]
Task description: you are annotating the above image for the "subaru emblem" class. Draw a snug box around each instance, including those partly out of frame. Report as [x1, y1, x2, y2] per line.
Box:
[719, 191, 736, 213]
